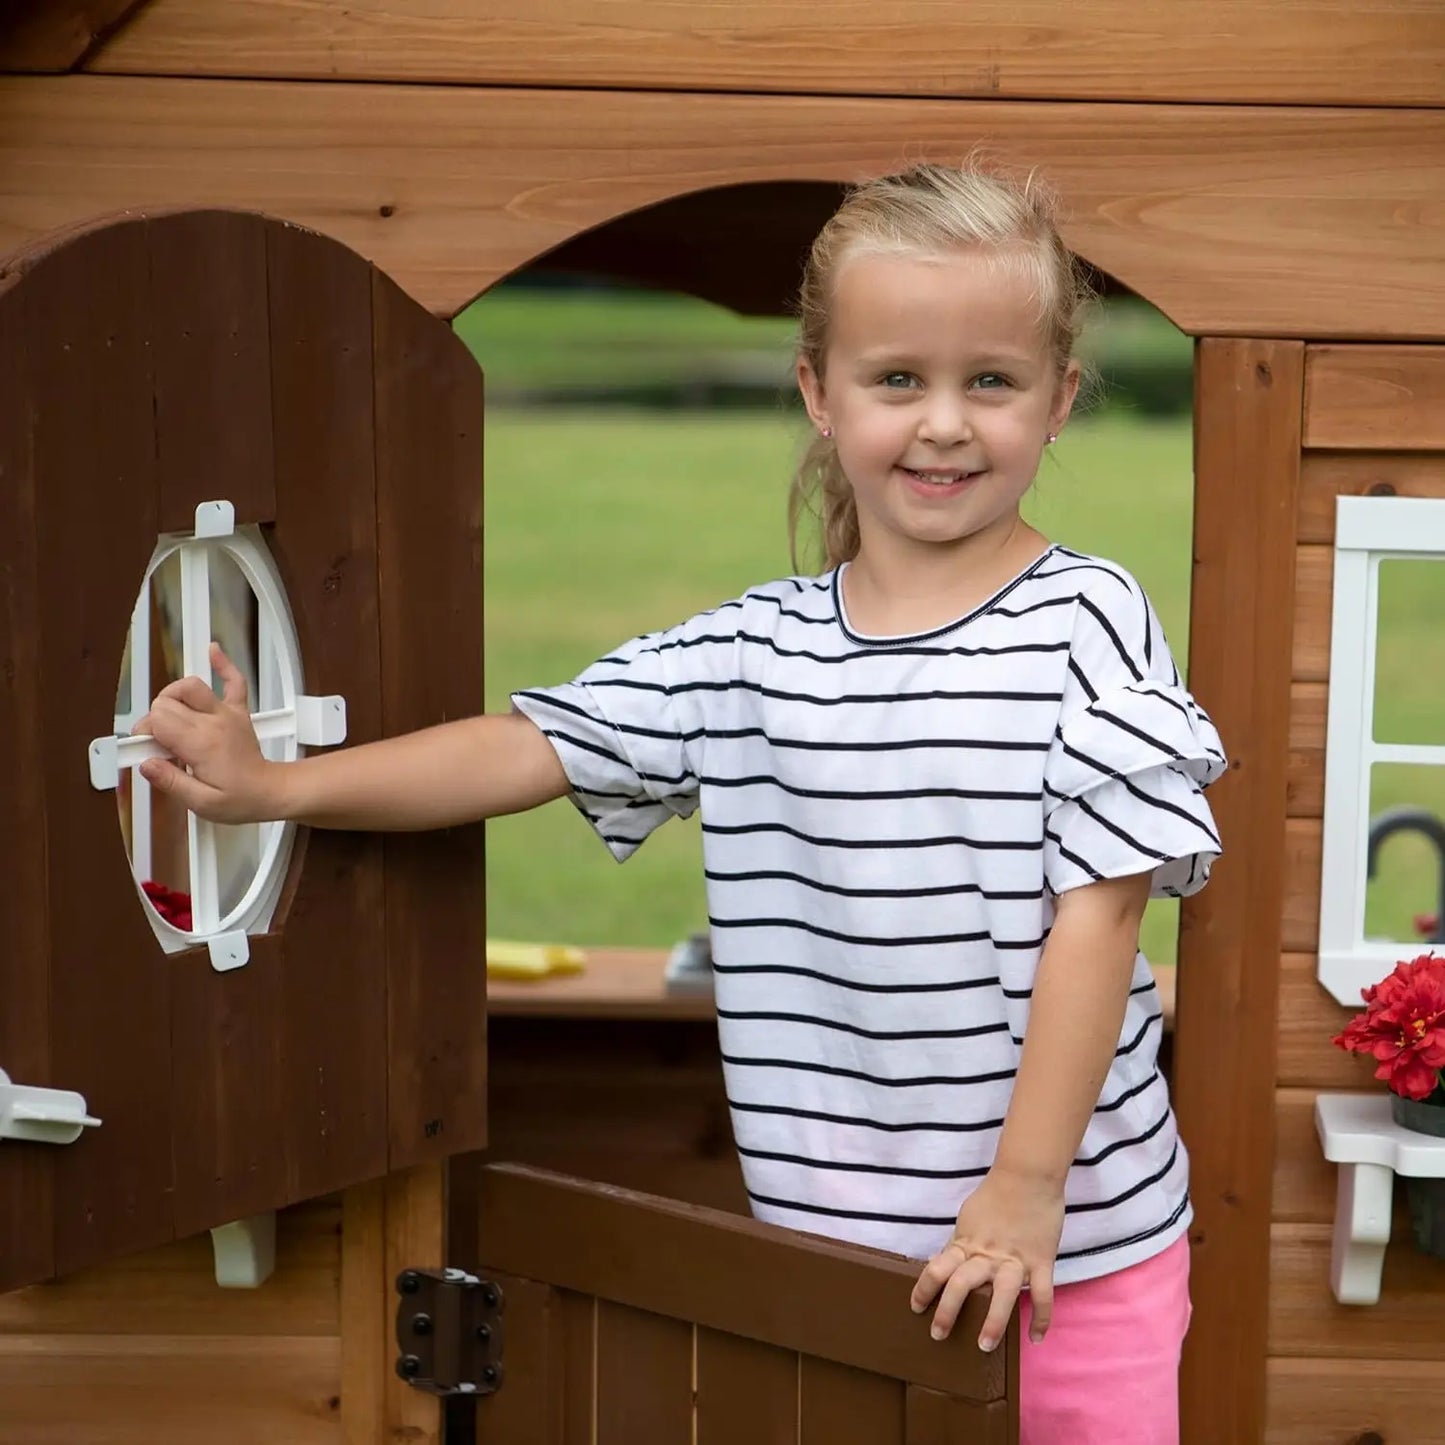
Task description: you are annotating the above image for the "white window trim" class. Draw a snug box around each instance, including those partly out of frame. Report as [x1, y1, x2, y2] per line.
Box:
[1318, 495, 1445, 1005]
[88, 501, 346, 973]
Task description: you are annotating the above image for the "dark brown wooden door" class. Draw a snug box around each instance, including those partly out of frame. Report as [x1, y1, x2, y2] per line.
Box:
[0, 208, 487, 1290]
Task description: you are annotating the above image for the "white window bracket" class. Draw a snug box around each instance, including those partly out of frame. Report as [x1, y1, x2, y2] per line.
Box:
[1316, 1092, 1445, 1304]
[0, 1067, 101, 1145]
[209, 1210, 277, 1288]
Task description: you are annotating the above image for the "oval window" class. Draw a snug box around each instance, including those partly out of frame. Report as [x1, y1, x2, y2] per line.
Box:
[95, 505, 342, 966]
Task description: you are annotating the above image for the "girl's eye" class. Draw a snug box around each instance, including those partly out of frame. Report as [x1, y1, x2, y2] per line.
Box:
[973, 373, 1011, 390]
[879, 372, 918, 390]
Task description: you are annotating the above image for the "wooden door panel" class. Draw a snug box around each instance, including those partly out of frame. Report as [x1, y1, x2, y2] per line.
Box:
[472, 1165, 1015, 1443]
[0, 207, 487, 1291]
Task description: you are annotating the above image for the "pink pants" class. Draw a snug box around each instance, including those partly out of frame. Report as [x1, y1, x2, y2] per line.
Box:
[1016, 1235, 1192, 1445]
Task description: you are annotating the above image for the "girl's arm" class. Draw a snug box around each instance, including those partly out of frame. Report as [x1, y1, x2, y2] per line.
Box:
[137, 642, 571, 830]
[910, 870, 1152, 1349]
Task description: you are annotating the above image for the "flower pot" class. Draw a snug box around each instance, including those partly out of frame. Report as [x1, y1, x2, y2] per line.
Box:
[1391, 1094, 1445, 1258]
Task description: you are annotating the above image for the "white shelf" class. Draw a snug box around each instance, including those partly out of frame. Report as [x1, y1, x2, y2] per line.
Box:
[1315, 1092, 1445, 1304]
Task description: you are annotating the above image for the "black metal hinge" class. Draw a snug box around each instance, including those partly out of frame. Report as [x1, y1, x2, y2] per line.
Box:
[394, 1268, 505, 1398]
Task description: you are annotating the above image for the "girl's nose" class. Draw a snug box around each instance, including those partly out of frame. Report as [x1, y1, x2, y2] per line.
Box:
[918, 402, 973, 447]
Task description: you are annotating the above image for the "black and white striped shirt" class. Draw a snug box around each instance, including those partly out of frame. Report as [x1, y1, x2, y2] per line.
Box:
[512, 545, 1226, 1283]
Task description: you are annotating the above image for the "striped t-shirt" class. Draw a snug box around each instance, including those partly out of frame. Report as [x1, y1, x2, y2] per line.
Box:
[512, 545, 1226, 1284]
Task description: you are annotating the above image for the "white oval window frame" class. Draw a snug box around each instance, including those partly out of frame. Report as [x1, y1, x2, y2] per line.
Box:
[90, 500, 347, 972]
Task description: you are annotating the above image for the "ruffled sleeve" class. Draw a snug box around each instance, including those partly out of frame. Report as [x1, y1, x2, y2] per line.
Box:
[511, 615, 712, 862]
[1041, 571, 1227, 898]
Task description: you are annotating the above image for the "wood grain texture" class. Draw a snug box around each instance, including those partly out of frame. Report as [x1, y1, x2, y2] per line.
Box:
[799, 1359, 904, 1445]
[1291, 546, 1332, 683]
[265, 219, 390, 1202]
[905, 1386, 1013, 1445]
[1, 0, 152, 72]
[152, 209, 286, 1240]
[1304, 347, 1445, 450]
[0, 251, 51, 1293]
[1269, 1222, 1445, 1359]
[371, 265, 487, 1170]
[475, 1164, 1009, 1401]
[1271, 1088, 1341, 1226]
[88, 0, 1445, 107]
[471, 1272, 565, 1445]
[1282, 818, 1323, 955]
[1266, 1357, 1445, 1445]
[340, 1178, 387, 1445]
[0, 1196, 340, 1336]
[1172, 340, 1303, 1445]
[1275, 953, 1378, 1092]
[1297, 451, 1445, 545]
[0, 1197, 341, 1445]
[0, 1334, 341, 1444]
[1286, 681, 1326, 819]
[26, 214, 175, 1277]
[696, 1328, 798, 1445]
[595, 1302, 693, 1445]
[381, 1164, 446, 1445]
[3, 79, 1445, 338]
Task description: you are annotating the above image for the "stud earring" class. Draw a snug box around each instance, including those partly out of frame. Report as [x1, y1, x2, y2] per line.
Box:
[821, 426, 833, 439]
[1047, 433, 1058, 444]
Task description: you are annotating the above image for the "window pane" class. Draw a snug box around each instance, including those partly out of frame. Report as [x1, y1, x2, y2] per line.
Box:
[1364, 763, 1445, 947]
[1373, 559, 1445, 746]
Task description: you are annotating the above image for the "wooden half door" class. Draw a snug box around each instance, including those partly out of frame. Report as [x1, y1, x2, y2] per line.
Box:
[466, 1164, 1016, 1444]
[0, 207, 487, 1291]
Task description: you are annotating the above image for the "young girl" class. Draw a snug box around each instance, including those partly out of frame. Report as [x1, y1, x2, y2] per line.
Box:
[139, 163, 1224, 1444]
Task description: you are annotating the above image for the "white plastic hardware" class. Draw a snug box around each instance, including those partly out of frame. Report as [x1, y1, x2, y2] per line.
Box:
[295, 694, 347, 747]
[206, 932, 250, 973]
[1315, 1092, 1445, 1304]
[0, 1068, 101, 1145]
[210, 1211, 276, 1288]
[193, 499, 235, 539]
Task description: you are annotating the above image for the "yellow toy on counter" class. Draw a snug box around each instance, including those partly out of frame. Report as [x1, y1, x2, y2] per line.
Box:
[485, 939, 587, 981]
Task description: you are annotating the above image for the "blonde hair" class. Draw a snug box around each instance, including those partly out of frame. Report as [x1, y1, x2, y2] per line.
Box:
[788, 162, 1095, 571]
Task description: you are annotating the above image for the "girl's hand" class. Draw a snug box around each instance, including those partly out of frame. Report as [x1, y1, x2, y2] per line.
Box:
[135, 642, 282, 824]
[909, 1169, 1065, 1351]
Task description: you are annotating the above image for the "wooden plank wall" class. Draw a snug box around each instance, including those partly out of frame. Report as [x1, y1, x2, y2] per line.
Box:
[83, 0, 1445, 107]
[0, 1168, 449, 1445]
[1267, 347, 1445, 1439]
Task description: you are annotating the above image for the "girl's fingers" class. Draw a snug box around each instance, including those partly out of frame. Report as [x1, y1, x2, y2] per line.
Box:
[977, 1260, 1025, 1352]
[928, 1254, 998, 1341]
[210, 642, 250, 709]
[1026, 1271, 1055, 1343]
[153, 674, 219, 712]
[910, 1250, 956, 1312]
[138, 756, 217, 815]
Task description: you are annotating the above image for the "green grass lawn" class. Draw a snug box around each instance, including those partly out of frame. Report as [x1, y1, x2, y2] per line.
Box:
[482, 407, 1198, 964]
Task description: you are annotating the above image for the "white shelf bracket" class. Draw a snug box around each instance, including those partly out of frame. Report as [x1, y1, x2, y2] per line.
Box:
[1316, 1092, 1445, 1304]
[0, 1068, 101, 1146]
[210, 1211, 277, 1288]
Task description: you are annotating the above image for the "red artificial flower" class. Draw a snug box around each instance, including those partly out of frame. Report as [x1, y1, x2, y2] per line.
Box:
[142, 879, 193, 932]
[1334, 953, 1445, 1101]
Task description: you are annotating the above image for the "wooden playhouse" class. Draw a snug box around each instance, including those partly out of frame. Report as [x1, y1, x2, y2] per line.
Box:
[1, 3, 1444, 1441]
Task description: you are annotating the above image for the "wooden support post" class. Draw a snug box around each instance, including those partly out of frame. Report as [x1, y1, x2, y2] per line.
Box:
[1174, 338, 1303, 1444]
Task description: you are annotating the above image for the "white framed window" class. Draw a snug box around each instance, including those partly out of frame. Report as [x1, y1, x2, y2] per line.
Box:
[1319, 495, 1445, 1004]
[89, 501, 346, 973]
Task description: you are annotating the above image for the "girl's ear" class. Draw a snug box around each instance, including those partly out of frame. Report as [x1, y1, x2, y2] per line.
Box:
[1049, 359, 1082, 437]
[796, 356, 830, 433]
